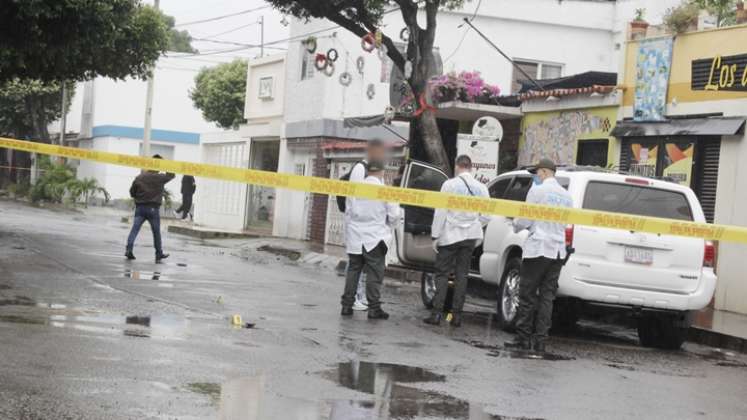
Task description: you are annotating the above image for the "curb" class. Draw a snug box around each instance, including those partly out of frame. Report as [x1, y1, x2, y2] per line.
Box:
[167, 225, 261, 240]
[688, 326, 747, 354]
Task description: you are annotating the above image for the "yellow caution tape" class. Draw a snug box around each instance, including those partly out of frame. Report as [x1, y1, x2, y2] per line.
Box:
[2, 137, 747, 244]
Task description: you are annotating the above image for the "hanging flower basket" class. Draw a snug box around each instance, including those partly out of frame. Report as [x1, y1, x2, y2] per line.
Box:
[428, 71, 502, 106]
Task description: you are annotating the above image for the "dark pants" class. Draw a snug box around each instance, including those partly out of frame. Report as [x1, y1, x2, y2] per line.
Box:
[433, 239, 476, 314]
[515, 256, 563, 343]
[126, 204, 163, 256]
[175, 193, 193, 219]
[341, 241, 387, 311]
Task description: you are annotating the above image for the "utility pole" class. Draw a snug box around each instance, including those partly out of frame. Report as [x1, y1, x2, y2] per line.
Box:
[259, 15, 265, 57]
[142, 0, 160, 157]
[58, 83, 67, 146]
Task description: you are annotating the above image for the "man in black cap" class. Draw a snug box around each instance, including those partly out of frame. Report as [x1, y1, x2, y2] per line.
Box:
[505, 158, 573, 352]
[125, 155, 175, 263]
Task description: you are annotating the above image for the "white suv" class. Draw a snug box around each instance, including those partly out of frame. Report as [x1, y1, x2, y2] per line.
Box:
[394, 161, 717, 349]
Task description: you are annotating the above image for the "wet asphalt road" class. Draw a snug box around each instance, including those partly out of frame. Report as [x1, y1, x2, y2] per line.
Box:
[1, 200, 746, 420]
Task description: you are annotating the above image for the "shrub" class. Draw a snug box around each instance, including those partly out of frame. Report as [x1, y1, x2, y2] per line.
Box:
[664, 3, 700, 34]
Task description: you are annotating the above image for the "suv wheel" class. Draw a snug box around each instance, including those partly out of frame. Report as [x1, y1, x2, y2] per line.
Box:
[637, 314, 689, 350]
[420, 272, 453, 312]
[496, 257, 521, 330]
[420, 272, 436, 309]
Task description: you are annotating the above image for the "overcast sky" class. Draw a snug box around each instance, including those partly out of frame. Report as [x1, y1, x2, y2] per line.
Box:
[144, 0, 290, 62]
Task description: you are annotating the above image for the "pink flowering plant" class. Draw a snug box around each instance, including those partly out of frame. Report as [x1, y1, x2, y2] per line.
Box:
[429, 71, 502, 105]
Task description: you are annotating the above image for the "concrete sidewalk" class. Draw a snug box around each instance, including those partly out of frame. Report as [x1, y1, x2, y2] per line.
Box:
[691, 307, 747, 353]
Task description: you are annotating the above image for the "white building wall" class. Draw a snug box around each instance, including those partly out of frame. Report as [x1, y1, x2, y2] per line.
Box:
[283, 0, 680, 124]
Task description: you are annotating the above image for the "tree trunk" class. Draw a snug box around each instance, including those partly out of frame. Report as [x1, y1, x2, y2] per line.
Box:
[405, 17, 451, 175]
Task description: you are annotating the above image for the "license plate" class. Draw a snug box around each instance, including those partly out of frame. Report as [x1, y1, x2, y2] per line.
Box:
[624, 246, 654, 265]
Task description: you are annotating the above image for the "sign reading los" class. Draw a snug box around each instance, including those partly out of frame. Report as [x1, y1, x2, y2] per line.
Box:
[692, 53, 747, 92]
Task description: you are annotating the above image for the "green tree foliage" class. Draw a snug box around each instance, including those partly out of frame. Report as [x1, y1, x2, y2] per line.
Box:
[0, 0, 169, 82]
[690, 0, 738, 26]
[163, 14, 198, 54]
[0, 79, 74, 141]
[190, 60, 249, 129]
[266, 0, 467, 172]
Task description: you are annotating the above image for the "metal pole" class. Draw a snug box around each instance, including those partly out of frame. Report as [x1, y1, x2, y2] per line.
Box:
[58, 83, 67, 146]
[259, 15, 265, 57]
[461, 18, 545, 92]
[143, 0, 160, 157]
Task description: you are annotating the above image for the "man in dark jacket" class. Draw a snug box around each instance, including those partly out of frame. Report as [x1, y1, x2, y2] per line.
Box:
[174, 175, 196, 220]
[125, 155, 175, 262]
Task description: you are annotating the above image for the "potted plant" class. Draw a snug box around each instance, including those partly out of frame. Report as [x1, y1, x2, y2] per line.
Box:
[663, 3, 700, 34]
[631, 8, 649, 39]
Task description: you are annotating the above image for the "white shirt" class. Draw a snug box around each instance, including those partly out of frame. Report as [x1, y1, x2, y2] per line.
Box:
[345, 175, 400, 255]
[432, 172, 490, 247]
[514, 177, 574, 259]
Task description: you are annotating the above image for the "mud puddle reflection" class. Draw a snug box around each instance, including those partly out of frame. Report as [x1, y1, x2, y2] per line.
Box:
[190, 362, 541, 420]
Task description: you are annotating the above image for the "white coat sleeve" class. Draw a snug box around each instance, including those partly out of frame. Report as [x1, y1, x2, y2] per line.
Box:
[478, 183, 492, 226]
[386, 202, 401, 228]
[513, 186, 540, 233]
[431, 181, 450, 239]
[349, 162, 366, 183]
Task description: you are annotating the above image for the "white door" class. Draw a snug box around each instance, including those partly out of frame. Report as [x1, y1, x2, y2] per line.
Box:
[199, 142, 248, 230]
[287, 160, 311, 239]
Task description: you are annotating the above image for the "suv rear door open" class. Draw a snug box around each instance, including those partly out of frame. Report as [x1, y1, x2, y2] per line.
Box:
[395, 160, 448, 268]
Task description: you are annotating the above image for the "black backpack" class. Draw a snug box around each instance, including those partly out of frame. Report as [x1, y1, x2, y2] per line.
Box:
[336, 161, 367, 212]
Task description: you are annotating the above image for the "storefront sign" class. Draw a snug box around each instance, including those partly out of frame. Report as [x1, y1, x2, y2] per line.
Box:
[691, 53, 747, 92]
[457, 134, 499, 184]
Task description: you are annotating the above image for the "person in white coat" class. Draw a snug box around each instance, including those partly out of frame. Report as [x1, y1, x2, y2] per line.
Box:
[340, 160, 400, 320]
[347, 139, 387, 311]
[505, 158, 573, 353]
[424, 155, 490, 327]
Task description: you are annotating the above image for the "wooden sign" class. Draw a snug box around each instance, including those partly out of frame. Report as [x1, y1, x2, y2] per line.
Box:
[692, 53, 747, 92]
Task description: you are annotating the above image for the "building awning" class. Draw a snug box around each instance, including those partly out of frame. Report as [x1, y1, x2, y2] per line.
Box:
[610, 117, 746, 137]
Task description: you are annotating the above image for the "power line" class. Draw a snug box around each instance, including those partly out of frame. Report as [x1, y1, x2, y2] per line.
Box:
[192, 38, 286, 51]
[174, 5, 271, 27]
[202, 21, 260, 39]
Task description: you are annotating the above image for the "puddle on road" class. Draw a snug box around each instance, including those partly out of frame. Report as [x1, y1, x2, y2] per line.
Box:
[187, 367, 540, 420]
[459, 340, 575, 361]
[0, 308, 188, 339]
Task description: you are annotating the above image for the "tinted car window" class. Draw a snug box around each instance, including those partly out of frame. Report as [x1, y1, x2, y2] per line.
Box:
[583, 181, 693, 221]
[407, 164, 446, 192]
[489, 178, 512, 199]
[505, 176, 533, 201]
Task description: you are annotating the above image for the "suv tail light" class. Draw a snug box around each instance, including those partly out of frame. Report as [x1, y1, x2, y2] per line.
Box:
[565, 225, 574, 247]
[704, 241, 715, 268]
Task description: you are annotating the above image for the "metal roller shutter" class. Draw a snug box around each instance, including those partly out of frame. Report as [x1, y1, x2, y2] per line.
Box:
[696, 140, 720, 223]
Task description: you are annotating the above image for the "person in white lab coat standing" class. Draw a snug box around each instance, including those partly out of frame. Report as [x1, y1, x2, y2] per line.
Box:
[424, 155, 490, 327]
[340, 160, 400, 320]
[505, 158, 573, 353]
[346, 139, 387, 311]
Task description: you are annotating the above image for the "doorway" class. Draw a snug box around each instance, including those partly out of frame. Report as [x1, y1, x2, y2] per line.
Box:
[245, 139, 280, 233]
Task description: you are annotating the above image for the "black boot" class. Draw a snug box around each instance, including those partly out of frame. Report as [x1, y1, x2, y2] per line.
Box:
[125, 251, 136, 260]
[423, 312, 442, 325]
[155, 253, 169, 263]
[533, 340, 546, 353]
[341, 306, 353, 316]
[504, 336, 531, 350]
[450, 313, 462, 327]
[368, 308, 389, 320]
